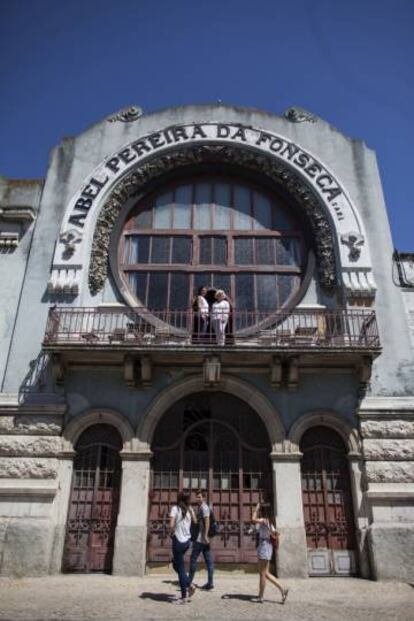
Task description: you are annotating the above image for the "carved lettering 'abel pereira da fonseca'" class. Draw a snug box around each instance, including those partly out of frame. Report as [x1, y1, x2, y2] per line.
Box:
[68, 123, 343, 228]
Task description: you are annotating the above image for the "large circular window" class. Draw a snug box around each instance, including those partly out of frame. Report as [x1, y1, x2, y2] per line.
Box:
[117, 175, 310, 327]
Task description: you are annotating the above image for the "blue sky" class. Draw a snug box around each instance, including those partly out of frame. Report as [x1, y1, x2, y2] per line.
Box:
[1, 0, 413, 248]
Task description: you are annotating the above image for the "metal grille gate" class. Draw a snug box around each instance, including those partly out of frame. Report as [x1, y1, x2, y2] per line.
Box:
[63, 424, 122, 573]
[148, 400, 272, 565]
[300, 426, 357, 576]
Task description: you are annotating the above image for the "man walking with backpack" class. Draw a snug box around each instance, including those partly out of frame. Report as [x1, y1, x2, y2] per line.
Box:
[189, 490, 215, 590]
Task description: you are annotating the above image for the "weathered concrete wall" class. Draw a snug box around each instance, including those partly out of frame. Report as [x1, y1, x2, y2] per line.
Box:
[0, 178, 43, 389]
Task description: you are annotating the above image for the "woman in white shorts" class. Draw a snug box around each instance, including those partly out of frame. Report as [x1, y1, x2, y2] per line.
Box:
[252, 502, 289, 604]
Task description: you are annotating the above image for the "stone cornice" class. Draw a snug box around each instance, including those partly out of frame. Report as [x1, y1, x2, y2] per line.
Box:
[359, 396, 414, 413]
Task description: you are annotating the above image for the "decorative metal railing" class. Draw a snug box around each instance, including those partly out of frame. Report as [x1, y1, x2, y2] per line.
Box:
[43, 307, 380, 350]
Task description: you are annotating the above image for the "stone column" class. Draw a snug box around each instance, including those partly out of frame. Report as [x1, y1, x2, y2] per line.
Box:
[348, 453, 371, 579]
[112, 451, 152, 576]
[49, 452, 75, 573]
[271, 452, 308, 578]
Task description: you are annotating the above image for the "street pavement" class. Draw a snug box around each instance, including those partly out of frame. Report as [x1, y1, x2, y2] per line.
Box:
[0, 573, 413, 621]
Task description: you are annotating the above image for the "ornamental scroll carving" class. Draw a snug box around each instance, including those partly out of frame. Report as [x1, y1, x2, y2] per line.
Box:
[88, 145, 338, 295]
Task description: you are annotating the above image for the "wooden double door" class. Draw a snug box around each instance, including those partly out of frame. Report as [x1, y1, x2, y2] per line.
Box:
[301, 426, 357, 576]
[148, 393, 272, 565]
[63, 424, 122, 573]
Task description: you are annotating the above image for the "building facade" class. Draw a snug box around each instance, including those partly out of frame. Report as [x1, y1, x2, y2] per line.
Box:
[0, 104, 413, 580]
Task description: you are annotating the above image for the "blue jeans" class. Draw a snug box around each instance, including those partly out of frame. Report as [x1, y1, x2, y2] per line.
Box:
[189, 541, 214, 586]
[172, 536, 191, 598]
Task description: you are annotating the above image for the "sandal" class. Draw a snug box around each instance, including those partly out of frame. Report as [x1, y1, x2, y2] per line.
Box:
[281, 588, 289, 605]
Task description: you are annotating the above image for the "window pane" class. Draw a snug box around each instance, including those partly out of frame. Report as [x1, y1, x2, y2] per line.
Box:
[151, 237, 170, 263]
[200, 237, 226, 265]
[127, 235, 150, 264]
[135, 207, 152, 228]
[255, 238, 275, 265]
[172, 237, 192, 263]
[170, 273, 190, 311]
[213, 238, 226, 264]
[128, 272, 147, 304]
[147, 272, 168, 309]
[199, 237, 212, 264]
[252, 192, 272, 230]
[214, 183, 231, 229]
[194, 183, 211, 229]
[273, 204, 295, 230]
[122, 237, 130, 263]
[153, 192, 173, 228]
[277, 238, 301, 266]
[194, 273, 213, 293]
[174, 185, 192, 229]
[233, 186, 251, 230]
[278, 274, 297, 305]
[235, 274, 254, 311]
[234, 238, 253, 265]
[212, 273, 230, 297]
[257, 274, 278, 310]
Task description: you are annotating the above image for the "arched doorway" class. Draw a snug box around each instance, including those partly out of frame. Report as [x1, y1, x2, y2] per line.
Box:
[300, 426, 357, 576]
[62, 424, 122, 573]
[148, 392, 272, 566]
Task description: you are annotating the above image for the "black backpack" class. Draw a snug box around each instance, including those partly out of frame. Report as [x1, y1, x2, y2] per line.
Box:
[207, 508, 220, 538]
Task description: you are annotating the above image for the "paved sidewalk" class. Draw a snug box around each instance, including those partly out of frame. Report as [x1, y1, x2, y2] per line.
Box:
[0, 573, 413, 621]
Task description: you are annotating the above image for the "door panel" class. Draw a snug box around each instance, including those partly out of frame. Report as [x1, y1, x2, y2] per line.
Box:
[301, 426, 357, 576]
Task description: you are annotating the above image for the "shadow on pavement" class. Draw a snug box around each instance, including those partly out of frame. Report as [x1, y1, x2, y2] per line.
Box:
[221, 594, 254, 601]
[139, 592, 174, 602]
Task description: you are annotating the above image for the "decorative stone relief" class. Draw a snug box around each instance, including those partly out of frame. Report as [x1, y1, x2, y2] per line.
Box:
[0, 415, 62, 435]
[47, 265, 80, 295]
[283, 106, 317, 123]
[88, 144, 337, 294]
[342, 268, 376, 297]
[341, 231, 364, 261]
[107, 106, 143, 123]
[0, 458, 58, 479]
[59, 229, 82, 259]
[361, 419, 414, 439]
[363, 439, 414, 461]
[365, 461, 414, 483]
[0, 436, 62, 457]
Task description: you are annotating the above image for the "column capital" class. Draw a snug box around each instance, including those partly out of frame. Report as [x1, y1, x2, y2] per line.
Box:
[347, 451, 363, 462]
[120, 450, 153, 462]
[270, 451, 303, 462]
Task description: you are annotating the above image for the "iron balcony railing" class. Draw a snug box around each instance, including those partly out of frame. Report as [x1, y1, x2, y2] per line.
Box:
[43, 307, 380, 350]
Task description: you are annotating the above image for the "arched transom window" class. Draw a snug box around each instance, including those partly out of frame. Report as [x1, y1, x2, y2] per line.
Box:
[119, 176, 308, 316]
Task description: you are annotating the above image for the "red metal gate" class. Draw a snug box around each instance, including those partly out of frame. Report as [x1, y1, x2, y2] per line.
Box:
[63, 424, 122, 573]
[148, 394, 272, 565]
[300, 426, 357, 576]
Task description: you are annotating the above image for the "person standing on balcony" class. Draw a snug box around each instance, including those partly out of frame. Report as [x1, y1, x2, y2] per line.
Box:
[192, 286, 209, 342]
[211, 289, 230, 345]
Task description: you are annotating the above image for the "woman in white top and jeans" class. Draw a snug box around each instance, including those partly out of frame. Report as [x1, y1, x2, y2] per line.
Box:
[169, 492, 197, 604]
[252, 501, 289, 604]
[211, 289, 230, 345]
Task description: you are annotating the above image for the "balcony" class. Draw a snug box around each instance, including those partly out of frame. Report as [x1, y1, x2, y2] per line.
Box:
[43, 307, 380, 351]
[43, 307, 380, 390]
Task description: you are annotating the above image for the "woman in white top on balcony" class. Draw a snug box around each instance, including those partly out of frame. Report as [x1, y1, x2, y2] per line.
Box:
[192, 286, 209, 342]
[211, 289, 230, 346]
